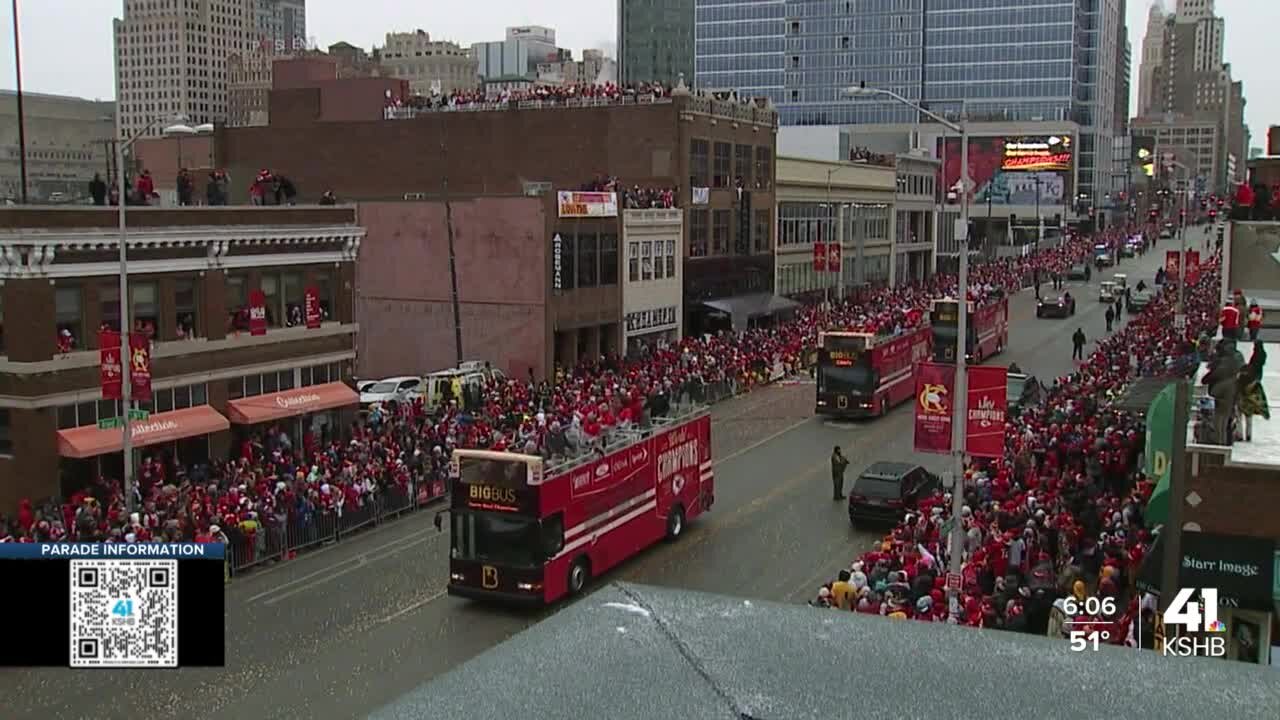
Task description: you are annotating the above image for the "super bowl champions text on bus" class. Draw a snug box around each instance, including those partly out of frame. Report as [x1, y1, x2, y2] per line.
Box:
[928, 296, 1009, 364]
[438, 411, 713, 605]
[816, 327, 932, 418]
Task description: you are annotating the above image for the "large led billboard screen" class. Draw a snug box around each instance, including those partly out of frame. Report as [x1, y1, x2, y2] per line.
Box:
[938, 134, 1075, 207]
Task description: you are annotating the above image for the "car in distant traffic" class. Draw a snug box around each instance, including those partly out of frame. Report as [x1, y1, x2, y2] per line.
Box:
[1128, 286, 1155, 310]
[1036, 293, 1076, 318]
[848, 462, 941, 526]
[1066, 263, 1092, 281]
[359, 375, 422, 406]
[1007, 372, 1043, 417]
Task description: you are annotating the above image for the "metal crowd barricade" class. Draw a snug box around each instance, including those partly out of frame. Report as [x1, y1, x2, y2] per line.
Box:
[337, 499, 379, 537]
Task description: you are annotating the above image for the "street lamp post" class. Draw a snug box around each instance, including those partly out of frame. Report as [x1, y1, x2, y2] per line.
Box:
[846, 86, 970, 609]
[112, 110, 191, 512]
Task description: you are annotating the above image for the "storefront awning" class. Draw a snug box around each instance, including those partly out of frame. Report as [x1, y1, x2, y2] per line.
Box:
[1136, 531, 1277, 612]
[56, 405, 231, 459]
[225, 382, 359, 425]
[702, 293, 800, 331]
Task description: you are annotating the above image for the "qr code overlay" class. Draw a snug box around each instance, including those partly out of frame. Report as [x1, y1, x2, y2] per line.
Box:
[69, 559, 178, 668]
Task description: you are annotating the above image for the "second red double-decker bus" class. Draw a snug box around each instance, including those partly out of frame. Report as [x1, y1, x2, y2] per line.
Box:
[929, 296, 1009, 364]
[438, 410, 713, 605]
[815, 326, 932, 418]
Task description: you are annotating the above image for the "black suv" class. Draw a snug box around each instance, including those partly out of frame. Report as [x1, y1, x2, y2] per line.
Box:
[848, 462, 940, 526]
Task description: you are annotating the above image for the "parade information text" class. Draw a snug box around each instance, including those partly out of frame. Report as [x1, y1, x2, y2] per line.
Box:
[39, 543, 212, 558]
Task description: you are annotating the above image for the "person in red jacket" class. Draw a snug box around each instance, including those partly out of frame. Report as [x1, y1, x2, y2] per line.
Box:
[1247, 302, 1263, 341]
[1220, 302, 1242, 340]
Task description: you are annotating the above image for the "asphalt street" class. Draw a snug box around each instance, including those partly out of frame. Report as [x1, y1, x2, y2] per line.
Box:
[1, 243, 1170, 720]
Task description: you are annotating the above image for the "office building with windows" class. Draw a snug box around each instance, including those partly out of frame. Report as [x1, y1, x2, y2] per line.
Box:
[694, 0, 1125, 205]
[618, 0, 697, 87]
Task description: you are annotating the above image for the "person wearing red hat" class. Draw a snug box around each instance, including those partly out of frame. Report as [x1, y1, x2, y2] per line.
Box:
[1247, 301, 1263, 341]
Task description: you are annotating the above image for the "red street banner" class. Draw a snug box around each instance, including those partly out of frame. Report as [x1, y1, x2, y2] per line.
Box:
[1184, 250, 1201, 285]
[913, 362, 954, 454]
[128, 332, 153, 401]
[827, 244, 842, 274]
[99, 330, 123, 400]
[813, 242, 827, 272]
[304, 286, 323, 328]
[248, 289, 268, 336]
[965, 365, 1007, 458]
[1165, 250, 1180, 280]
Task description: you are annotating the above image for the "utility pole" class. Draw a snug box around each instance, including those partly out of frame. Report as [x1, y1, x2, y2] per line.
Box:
[947, 102, 970, 611]
[440, 114, 464, 366]
[11, 0, 29, 204]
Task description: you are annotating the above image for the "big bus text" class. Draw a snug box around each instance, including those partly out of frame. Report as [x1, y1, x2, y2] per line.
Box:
[440, 412, 713, 605]
[815, 326, 932, 418]
[929, 296, 1009, 364]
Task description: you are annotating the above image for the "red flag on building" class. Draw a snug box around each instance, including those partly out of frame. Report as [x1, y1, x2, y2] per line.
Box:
[1184, 250, 1201, 285]
[99, 329, 123, 400]
[128, 332, 153, 401]
[1164, 250, 1180, 280]
[304, 286, 323, 328]
[964, 366, 1008, 458]
[813, 242, 827, 272]
[827, 244, 842, 274]
[913, 362, 954, 454]
[249, 289, 268, 336]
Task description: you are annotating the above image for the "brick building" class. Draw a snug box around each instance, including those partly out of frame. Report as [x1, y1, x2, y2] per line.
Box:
[202, 85, 779, 334]
[0, 207, 363, 512]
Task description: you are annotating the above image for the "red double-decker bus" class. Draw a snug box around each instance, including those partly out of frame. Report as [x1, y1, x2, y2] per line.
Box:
[438, 411, 713, 605]
[815, 326, 932, 418]
[929, 296, 1009, 364]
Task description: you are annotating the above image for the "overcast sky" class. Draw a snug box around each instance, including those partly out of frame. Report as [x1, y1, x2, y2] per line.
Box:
[0, 0, 1274, 144]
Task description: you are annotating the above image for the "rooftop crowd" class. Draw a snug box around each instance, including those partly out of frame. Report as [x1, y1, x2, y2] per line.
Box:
[813, 228, 1236, 651]
[395, 81, 670, 112]
[0, 225, 1159, 558]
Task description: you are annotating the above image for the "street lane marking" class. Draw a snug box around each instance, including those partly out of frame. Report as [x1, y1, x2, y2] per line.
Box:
[714, 415, 816, 465]
[256, 535, 435, 606]
[242, 525, 439, 603]
[377, 590, 448, 624]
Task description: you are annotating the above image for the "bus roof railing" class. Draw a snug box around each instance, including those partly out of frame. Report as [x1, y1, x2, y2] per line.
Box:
[450, 404, 712, 481]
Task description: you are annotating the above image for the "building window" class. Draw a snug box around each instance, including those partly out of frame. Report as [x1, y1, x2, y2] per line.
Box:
[56, 286, 83, 350]
[0, 292, 5, 355]
[226, 274, 248, 332]
[628, 241, 640, 282]
[690, 210, 709, 257]
[713, 142, 731, 188]
[734, 144, 753, 187]
[665, 240, 676, 278]
[100, 284, 121, 332]
[0, 409, 10, 455]
[642, 242, 655, 281]
[283, 272, 304, 326]
[599, 233, 618, 286]
[131, 281, 158, 339]
[577, 232, 598, 288]
[754, 147, 771, 189]
[315, 272, 334, 322]
[175, 278, 198, 340]
[690, 139, 709, 187]
[260, 275, 282, 327]
[754, 209, 771, 253]
[559, 234, 576, 290]
[712, 210, 730, 255]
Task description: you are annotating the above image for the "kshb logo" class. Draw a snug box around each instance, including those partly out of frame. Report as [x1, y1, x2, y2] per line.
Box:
[1162, 587, 1226, 657]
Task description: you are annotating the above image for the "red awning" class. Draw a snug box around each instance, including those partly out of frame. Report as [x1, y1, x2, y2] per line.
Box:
[225, 381, 359, 425]
[56, 405, 231, 459]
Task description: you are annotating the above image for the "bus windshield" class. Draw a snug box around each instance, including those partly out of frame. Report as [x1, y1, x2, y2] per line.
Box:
[452, 512, 544, 568]
[820, 364, 874, 393]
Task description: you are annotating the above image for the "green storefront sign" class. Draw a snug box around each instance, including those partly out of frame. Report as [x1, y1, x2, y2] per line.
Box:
[1143, 383, 1176, 528]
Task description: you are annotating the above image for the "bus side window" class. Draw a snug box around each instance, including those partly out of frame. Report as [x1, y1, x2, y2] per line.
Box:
[541, 512, 565, 558]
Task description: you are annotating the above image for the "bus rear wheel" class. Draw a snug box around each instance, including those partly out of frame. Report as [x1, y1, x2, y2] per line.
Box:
[568, 557, 591, 596]
[665, 505, 686, 541]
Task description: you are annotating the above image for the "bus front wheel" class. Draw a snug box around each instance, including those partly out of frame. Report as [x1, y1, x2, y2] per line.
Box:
[665, 505, 686, 541]
[568, 557, 591, 596]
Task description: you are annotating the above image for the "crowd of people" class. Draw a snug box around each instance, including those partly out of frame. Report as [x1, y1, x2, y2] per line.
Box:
[623, 186, 677, 209]
[0, 226, 1174, 571]
[850, 146, 895, 168]
[395, 81, 670, 112]
[813, 226, 1242, 651]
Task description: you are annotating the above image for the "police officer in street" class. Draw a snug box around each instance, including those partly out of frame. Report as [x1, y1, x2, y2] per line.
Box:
[831, 446, 849, 500]
[1105, 304, 1115, 332]
[1072, 327, 1087, 361]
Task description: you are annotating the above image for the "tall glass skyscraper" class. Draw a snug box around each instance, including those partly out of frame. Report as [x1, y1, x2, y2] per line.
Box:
[694, 0, 1123, 200]
[619, 0, 698, 87]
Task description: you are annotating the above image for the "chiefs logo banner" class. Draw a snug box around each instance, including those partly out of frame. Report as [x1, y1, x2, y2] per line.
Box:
[129, 332, 153, 401]
[913, 362, 954, 454]
[99, 330, 123, 400]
